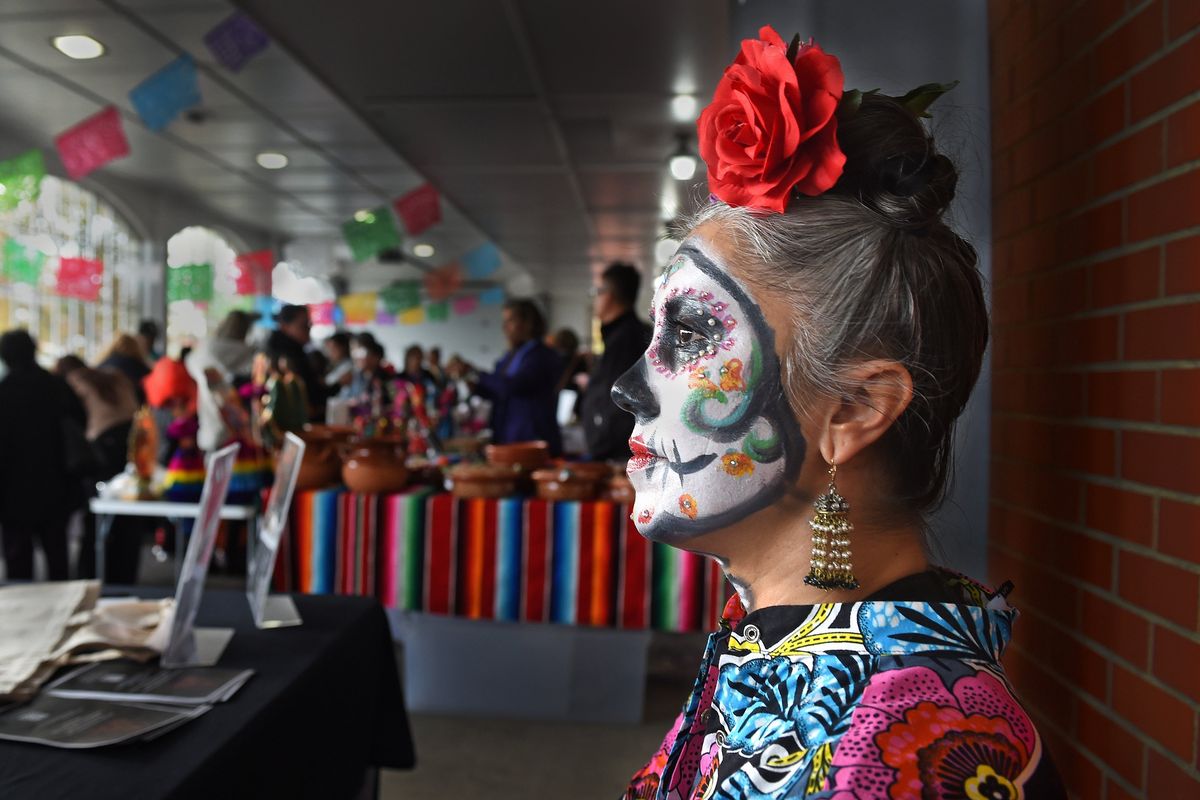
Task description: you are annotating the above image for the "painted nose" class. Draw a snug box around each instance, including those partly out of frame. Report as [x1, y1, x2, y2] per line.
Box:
[612, 360, 659, 424]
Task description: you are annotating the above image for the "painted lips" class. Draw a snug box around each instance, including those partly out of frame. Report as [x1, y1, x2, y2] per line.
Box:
[627, 436, 660, 472]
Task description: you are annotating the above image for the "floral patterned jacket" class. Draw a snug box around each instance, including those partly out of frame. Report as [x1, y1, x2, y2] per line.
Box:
[622, 569, 1065, 799]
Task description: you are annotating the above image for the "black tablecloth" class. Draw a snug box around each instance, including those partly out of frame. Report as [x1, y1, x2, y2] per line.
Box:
[0, 590, 415, 800]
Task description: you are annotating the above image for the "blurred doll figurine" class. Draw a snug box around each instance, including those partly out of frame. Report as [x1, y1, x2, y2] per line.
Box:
[162, 416, 204, 502]
[261, 352, 309, 451]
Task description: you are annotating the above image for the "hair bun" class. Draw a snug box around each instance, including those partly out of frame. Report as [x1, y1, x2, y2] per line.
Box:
[832, 95, 958, 232]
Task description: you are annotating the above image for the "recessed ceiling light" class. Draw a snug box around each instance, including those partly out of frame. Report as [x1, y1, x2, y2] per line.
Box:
[669, 134, 698, 181]
[670, 153, 697, 181]
[52, 35, 105, 60]
[413, 243, 435, 258]
[255, 152, 288, 169]
[671, 94, 698, 122]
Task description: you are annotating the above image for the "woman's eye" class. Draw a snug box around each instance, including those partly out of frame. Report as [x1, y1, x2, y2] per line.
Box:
[677, 327, 697, 345]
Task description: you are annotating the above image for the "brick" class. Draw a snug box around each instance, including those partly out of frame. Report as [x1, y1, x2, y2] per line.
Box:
[1118, 549, 1200, 628]
[1166, 100, 1200, 167]
[1031, 266, 1089, 317]
[1062, 0, 1129, 59]
[1105, 778, 1140, 800]
[989, 538, 1082, 616]
[1077, 701, 1146, 786]
[1033, 57, 1093, 128]
[1004, 644, 1080, 721]
[1019, 610, 1110, 695]
[1051, 527, 1115, 588]
[1085, 483, 1155, 545]
[1093, 122, 1164, 197]
[993, 370, 1086, 416]
[1056, 201, 1123, 265]
[1147, 749, 1200, 799]
[1055, 423, 1118, 475]
[993, 0, 1033, 69]
[1041, 725, 1105, 800]
[1113, 664, 1196, 759]
[992, 280, 1031, 326]
[1153, 624, 1200, 698]
[1013, 126, 1062, 188]
[1057, 314, 1121, 365]
[1125, 302, 1200, 361]
[1089, 247, 1161, 309]
[1060, 83, 1128, 160]
[995, 93, 1033, 153]
[1132, 34, 1200, 121]
[996, 186, 1033, 238]
[991, 461, 1083, 524]
[1128, 169, 1200, 242]
[1034, 161, 1094, 224]
[1161, 369, 1200, 427]
[1158, 498, 1200, 562]
[1093, 1, 1165, 86]
[1165, 236, 1200, 295]
[1011, 225, 1061, 275]
[1123, 430, 1200, 495]
[1087, 370, 1158, 422]
[1168, 0, 1200, 40]
[1013, 22, 1063, 95]
[1081, 590, 1152, 666]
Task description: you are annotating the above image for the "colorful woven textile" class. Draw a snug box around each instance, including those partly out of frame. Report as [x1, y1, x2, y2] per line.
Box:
[287, 489, 731, 633]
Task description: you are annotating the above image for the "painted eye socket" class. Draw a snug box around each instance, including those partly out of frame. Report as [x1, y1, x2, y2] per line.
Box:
[677, 327, 697, 345]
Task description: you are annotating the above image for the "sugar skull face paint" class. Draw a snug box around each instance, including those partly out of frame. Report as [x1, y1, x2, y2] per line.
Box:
[612, 241, 805, 544]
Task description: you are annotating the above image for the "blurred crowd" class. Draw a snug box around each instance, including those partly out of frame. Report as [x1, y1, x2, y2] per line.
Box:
[0, 260, 651, 585]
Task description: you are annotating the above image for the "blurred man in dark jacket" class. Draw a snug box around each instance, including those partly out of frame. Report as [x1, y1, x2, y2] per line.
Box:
[581, 262, 652, 461]
[0, 330, 86, 580]
[265, 304, 323, 422]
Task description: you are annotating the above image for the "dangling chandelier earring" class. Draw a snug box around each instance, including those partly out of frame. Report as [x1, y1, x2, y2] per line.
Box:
[804, 461, 859, 590]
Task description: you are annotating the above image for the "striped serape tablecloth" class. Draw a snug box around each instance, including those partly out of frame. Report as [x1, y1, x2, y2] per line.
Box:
[284, 488, 732, 633]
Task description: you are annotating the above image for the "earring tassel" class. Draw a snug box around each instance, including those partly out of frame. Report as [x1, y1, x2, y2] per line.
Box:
[804, 472, 859, 591]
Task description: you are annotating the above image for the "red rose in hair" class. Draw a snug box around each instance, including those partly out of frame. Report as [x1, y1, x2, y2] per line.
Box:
[698, 26, 846, 213]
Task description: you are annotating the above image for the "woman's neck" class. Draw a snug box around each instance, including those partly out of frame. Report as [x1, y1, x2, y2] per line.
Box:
[708, 495, 930, 611]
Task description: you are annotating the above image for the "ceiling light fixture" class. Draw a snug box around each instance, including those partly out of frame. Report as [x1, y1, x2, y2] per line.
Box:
[255, 152, 288, 169]
[669, 134, 698, 181]
[52, 35, 106, 60]
[671, 94, 698, 122]
[413, 243, 435, 258]
[353, 209, 374, 223]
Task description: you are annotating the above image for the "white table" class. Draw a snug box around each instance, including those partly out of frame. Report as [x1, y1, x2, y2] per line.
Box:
[89, 497, 259, 583]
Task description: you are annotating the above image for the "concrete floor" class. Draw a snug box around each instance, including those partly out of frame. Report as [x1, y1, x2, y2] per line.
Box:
[379, 681, 683, 799]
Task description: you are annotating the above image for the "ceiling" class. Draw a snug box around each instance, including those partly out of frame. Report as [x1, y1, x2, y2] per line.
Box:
[234, 0, 728, 286]
[0, 0, 729, 289]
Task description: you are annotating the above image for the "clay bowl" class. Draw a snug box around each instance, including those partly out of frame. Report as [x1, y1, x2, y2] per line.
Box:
[603, 474, 637, 505]
[295, 428, 346, 491]
[341, 438, 409, 495]
[553, 461, 612, 482]
[484, 440, 550, 471]
[531, 467, 602, 502]
[447, 463, 524, 499]
[441, 436, 485, 458]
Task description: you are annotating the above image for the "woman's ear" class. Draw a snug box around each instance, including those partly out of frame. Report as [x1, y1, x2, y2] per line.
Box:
[816, 360, 914, 465]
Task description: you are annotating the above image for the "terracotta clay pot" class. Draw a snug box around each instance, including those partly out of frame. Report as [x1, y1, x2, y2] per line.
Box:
[531, 467, 602, 502]
[295, 427, 349, 491]
[341, 438, 409, 495]
[484, 440, 550, 471]
[447, 463, 524, 499]
[603, 474, 637, 505]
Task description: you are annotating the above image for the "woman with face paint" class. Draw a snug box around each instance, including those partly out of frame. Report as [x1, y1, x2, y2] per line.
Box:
[617, 28, 1064, 800]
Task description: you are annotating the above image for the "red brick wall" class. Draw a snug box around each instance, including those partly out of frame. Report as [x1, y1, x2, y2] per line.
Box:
[989, 0, 1200, 797]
